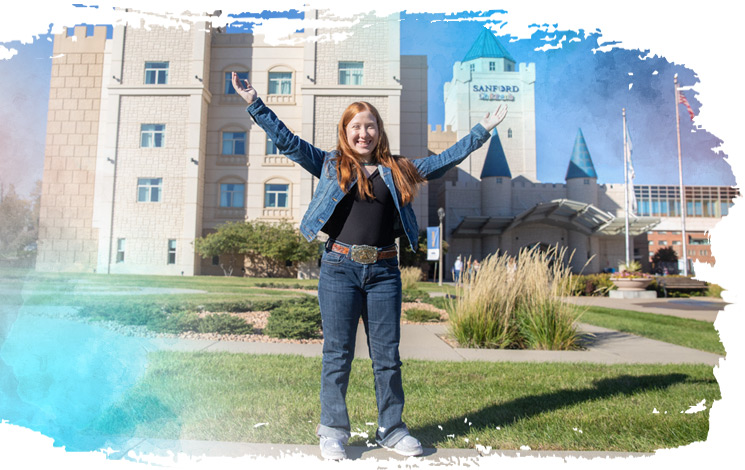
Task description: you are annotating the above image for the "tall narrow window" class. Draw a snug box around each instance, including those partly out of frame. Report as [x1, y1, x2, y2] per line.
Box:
[220, 183, 245, 208]
[469, 63, 475, 72]
[145, 62, 169, 84]
[507, 128, 513, 138]
[116, 238, 126, 263]
[225, 71, 248, 94]
[137, 178, 162, 202]
[167, 239, 177, 264]
[141, 124, 165, 148]
[264, 183, 289, 208]
[489, 61, 496, 71]
[268, 72, 293, 95]
[266, 136, 279, 155]
[338, 62, 363, 85]
[221, 132, 246, 155]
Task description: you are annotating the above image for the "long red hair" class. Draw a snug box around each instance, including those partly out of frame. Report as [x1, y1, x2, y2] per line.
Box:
[334, 102, 425, 205]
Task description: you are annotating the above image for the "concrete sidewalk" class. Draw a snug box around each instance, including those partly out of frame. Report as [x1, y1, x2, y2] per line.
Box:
[106, 437, 654, 463]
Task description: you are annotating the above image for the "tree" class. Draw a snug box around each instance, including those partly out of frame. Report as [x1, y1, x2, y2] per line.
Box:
[194, 222, 249, 276]
[0, 183, 38, 261]
[195, 220, 321, 277]
[652, 246, 679, 274]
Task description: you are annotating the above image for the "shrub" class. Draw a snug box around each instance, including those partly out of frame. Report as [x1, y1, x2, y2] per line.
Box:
[402, 288, 428, 302]
[154, 310, 201, 334]
[78, 303, 167, 327]
[707, 283, 723, 298]
[448, 246, 583, 350]
[198, 314, 254, 335]
[404, 308, 442, 323]
[265, 301, 322, 339]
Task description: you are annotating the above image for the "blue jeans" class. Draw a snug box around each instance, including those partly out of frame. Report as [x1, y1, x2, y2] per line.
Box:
[315, 244, 411, 447]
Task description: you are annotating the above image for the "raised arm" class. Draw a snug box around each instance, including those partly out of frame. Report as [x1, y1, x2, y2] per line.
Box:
[414, 104, 508, 180]
[232, 72, 327, 178]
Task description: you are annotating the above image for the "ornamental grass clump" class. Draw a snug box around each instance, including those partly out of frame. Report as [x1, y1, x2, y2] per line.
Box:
[448, 245, 584, 350]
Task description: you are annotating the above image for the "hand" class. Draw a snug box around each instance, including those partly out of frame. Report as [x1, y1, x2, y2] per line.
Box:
[478, 104, 508, 132]
[231, 71, 258, 105]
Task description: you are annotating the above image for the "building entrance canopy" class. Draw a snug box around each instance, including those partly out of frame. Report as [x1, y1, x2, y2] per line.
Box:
[451, 199, 659, 237]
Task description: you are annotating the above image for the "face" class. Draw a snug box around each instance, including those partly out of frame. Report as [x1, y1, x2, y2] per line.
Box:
[345, 110, 379, 159]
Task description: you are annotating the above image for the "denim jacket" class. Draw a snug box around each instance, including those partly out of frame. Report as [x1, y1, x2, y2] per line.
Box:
[246, 98, 491, 251]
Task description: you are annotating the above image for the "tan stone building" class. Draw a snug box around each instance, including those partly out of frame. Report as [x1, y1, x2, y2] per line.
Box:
[36, 11, 429, 276]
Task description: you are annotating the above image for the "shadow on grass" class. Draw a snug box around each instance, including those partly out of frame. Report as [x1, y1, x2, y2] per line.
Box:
[409, 373, 694, 447]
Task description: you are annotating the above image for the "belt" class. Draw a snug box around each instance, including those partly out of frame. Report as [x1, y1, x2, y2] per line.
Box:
[327, 240, 398, 264]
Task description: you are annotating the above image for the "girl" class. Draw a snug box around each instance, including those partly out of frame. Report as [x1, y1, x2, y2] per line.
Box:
[232, 72, 506, 460]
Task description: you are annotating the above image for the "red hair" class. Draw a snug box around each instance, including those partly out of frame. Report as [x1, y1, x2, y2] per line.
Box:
[334, 102, 425, 205]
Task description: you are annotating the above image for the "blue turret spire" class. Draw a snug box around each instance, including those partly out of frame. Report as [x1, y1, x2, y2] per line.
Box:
[565, 129, 598, 180]
[481, 129, 511, 179]
[462, 28, 515, 63]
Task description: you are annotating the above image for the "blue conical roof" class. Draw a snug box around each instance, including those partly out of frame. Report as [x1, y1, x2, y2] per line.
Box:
[565, 129, 598, 180]
[481, 129, 511, 179]
[463, 28, 515, 63]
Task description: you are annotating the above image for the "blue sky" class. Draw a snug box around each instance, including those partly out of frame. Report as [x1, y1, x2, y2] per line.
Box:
[0, 9, 735, 197]
[398, 11, 733, 187]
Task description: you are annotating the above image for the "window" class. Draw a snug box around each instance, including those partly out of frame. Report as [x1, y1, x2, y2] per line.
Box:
[338, 61, 363, 85]
[116, 238, 126, 263]
[145, 62, 169, 84]
[220, 183, 245, 208]
[660, 240, 668, 246]
[222, 132, 246, 155]
[167, 239, 177, 264]
[264, 183, 289, 208]
[489, 61, 496, 71]
[648, 241, 655, 245]
[212, 255, 219, 266]
[225, 71, 248, 94]
[141, 124, 165, 148]
[673, 240, 681, 245]
[469, 63, 475, 72]
[137, 178, 162, 202]
[268, 72, 292, 95]
[507, 129, 513, 138]
[584, 179, 590, 185]
[266, 136, 279, 155]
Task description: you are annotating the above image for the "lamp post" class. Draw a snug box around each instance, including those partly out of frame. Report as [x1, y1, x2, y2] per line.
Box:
[437, 207, 445, 286]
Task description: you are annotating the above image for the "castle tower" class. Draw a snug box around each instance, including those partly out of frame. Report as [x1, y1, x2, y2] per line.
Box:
[444, 28, 537, 181]
[565, 128, 599, 272]
[565, 128, 599, 205]
[480, 129, 512, 255]
[36, 26, 108, 272]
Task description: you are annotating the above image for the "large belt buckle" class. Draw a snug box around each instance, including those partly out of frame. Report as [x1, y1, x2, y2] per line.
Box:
[349, 245, 378, 264]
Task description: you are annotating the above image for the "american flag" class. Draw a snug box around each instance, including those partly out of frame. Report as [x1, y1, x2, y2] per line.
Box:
[678, 89, 695, 121]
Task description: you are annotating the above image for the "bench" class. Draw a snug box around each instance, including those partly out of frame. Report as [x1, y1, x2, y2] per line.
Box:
[656, 276, 709, 298]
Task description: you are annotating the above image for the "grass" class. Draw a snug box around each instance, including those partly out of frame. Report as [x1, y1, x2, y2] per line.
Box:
[579, 306, 725, 355]
[90, 352, 720, 452]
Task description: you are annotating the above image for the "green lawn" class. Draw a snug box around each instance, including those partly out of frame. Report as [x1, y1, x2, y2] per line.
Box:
[578, 306, 724, 355]
[90, 352, 719, 452]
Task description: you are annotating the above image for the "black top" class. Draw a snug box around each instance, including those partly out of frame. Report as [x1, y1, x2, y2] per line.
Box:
[321, 169, 396, 247]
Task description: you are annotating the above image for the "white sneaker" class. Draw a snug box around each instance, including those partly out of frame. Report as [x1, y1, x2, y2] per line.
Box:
[382, 434, 423, 456]
[319, 436, 347, 460]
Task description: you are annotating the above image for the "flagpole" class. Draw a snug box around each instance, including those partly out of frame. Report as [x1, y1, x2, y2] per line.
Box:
[622, 108, 630, 267]
[674, 74, 689, 276]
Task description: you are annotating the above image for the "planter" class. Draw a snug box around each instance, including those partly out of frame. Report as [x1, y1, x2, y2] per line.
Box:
[611, 278, 653, 291]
